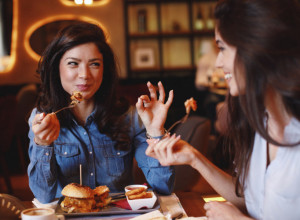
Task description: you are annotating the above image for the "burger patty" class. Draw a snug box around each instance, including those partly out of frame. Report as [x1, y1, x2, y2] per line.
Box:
[61, 197, 96, 213]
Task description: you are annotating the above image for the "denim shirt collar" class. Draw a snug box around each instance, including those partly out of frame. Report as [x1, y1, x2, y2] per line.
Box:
[71, 108, 96, 126]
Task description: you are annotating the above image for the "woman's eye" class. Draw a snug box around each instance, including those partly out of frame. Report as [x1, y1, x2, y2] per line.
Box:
[218, 47, 225, 52]
[67, 61, 78, 66]
[90, 62, 101, 67]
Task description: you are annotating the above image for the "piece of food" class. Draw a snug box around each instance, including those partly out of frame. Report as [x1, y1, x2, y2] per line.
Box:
[184, 97, 197, 114]
[94, 185, 112, 208]
[60, 183, 97, 213]
[125, 187, 146, 197]
[128, 191, 153, 200]
[125, 187, 153, 200]
[70, 91, 83, 105]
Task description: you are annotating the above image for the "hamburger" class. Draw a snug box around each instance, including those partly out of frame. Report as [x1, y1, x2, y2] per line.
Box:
[60, 183, 98, 213]
[94, 185, 112, 208]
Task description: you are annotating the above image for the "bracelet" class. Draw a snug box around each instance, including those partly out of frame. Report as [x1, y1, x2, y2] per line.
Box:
[146, 128, 168, 140]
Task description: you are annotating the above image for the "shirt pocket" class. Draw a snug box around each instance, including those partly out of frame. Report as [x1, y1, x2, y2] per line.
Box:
[102, 138, 132, 177]
[54, 144, 80, 178]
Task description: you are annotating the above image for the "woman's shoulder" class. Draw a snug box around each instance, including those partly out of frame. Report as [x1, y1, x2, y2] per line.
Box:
[284, 117, 300, 144]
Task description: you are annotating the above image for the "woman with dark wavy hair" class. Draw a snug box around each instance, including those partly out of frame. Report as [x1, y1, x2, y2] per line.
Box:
[143, 0, 300, 219]
[28, 21, 174, 203]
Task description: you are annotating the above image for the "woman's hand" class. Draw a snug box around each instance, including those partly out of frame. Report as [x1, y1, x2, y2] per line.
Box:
[145, 134, 198, 167]
[32, 113, 60, 146]
[204, 201, 253, 220]
[136, 81, 173, 137]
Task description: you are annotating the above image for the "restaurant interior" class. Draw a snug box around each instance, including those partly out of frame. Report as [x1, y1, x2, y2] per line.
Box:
[0, 0, 229, 214]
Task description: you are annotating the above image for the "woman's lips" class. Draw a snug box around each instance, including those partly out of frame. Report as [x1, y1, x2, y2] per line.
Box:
[76, 84, 90, 91]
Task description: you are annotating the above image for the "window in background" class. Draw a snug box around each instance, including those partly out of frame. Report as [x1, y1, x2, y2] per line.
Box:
[0, 0, 13, 71]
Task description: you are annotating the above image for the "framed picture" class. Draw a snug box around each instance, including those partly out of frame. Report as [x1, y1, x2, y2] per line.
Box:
[134, 47, 155, 68]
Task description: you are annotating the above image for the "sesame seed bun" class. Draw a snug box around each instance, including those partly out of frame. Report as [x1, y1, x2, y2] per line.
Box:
[61, 183, 94, 199]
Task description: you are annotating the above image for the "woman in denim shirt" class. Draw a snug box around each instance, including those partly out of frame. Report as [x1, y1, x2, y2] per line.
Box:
[28, 22, 174, 203]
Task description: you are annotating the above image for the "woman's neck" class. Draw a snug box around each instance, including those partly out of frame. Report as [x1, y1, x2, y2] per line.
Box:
[265, 89, 291, 141]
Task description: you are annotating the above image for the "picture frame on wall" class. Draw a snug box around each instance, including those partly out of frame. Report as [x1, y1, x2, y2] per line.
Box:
[134, 47, 155, 68]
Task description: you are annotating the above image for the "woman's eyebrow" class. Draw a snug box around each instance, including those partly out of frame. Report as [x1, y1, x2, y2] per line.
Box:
[64, 57, 80, 61]
[89, 58, 103, 62]
[215, 39, 222, 45]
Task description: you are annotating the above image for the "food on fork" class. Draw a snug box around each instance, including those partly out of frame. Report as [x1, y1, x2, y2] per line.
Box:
[70, 91, 83, 105]
[60, 183, 111, 213]
[184, 97, 197, 114]
[125, 187, 153, 200]
[94, 185, 112, 208]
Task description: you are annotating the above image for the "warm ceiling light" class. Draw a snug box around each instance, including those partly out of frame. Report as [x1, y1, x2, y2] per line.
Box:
[84, 0, 93, 5]
[60, 0, 109, 7]
[74, 0, 83, 4]
[0, 0, 18, 74]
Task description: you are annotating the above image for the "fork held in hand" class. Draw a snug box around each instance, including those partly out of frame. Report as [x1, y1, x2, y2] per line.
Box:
[167, 113, 189, 133]
[53, 103, 76, 114]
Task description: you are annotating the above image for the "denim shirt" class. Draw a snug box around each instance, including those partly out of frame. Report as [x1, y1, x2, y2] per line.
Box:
[28, 107, 175, 203]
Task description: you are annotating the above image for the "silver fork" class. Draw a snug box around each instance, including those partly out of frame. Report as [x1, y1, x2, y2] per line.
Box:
[167, 112, 189, 133]
[53, 101, 78, 114]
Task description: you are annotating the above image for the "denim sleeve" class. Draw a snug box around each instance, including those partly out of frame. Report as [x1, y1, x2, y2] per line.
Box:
[27, 109, 58, 203]
[131, 108, 175, 195]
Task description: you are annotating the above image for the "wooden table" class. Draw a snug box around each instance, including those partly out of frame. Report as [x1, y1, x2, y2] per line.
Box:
[23, 191, 207, 218]
[176, 191, 206, 217]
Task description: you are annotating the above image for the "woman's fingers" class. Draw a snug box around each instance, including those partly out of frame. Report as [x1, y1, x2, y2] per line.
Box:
[147, 81, 158, 101]
[146, 138, 159, 157]
[33, 113, 60, 145]
[165, 90, 174, 108]
[166, 135, 181, 161]
[152, 134, 180, 165]
[157, 81, 165, 103]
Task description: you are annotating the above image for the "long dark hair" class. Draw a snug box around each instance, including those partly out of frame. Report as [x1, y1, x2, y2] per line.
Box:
[36, 21, 131, 150]
[214, 0, 300, 196]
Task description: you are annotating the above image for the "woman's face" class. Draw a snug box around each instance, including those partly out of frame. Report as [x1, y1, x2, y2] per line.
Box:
[59, 42, 103, 101]
[215, 29, 244, 96]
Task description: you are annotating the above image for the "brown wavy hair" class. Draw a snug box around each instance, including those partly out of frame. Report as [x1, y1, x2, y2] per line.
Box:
[214, 0, 300, 196]
[36, 21, 131, 150]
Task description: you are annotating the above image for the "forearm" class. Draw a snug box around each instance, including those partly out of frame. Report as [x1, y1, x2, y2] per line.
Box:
[28, 141, 58, 203]
[191, 151, 246, 210]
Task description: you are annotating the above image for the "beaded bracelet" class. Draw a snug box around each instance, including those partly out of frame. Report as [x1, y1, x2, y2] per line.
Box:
[145, 128, 168, 140]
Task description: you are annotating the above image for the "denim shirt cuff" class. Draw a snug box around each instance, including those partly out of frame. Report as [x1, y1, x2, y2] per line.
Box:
[32, 143, 54, 162]
[147, 156, 163, 167]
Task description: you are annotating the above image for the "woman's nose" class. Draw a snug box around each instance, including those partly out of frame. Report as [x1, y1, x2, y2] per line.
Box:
[215, 53, 223, 69]
[78, 65, 90, 79]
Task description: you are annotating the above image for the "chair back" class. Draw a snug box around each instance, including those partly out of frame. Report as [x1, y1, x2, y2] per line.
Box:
[14, 84, 38, 173]
[15, 84, 38, 135]
[0, 95, 17, 193]
[0, 96, 17, 153]
[172, 115, 211, 191]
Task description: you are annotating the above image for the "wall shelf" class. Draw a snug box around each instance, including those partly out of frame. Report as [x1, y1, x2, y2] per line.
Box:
[124, 0, 217, 79]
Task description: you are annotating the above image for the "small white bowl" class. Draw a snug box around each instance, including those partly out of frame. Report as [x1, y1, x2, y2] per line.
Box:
[125, 185, 157, 210]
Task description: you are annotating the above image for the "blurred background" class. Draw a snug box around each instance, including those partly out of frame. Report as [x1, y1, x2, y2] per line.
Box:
[0, 0, 229, 201]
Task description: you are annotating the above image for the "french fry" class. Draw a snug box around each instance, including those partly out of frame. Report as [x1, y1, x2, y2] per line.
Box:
[126, 187, 153, 200]
[125, 187, 146, 196]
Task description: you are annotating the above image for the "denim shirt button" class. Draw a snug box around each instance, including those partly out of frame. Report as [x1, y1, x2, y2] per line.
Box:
[64, 152, 67, 155]
[45, 152, 49, 156]
[117, 152, 120, 155]
[84, 132, 87, 135]
[90, 173, 94, 176]
[89, 151, 92, 154]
